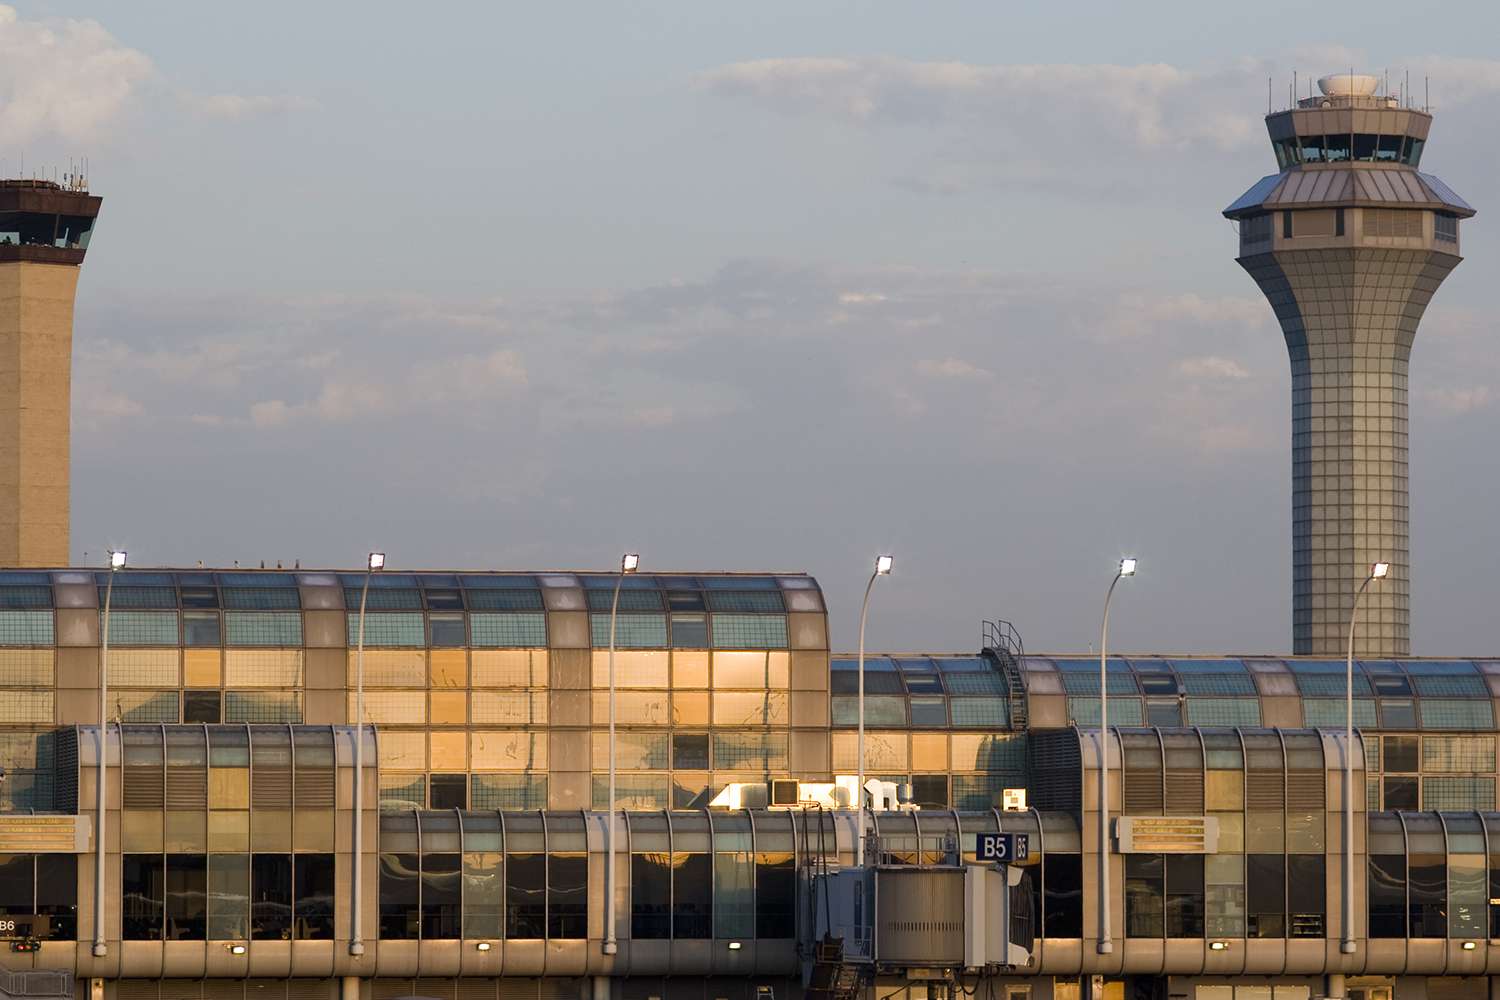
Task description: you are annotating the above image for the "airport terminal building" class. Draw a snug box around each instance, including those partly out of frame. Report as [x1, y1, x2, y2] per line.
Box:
[0, 567, 1494, 1000]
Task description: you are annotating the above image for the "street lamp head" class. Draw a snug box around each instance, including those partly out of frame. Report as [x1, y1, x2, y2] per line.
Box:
[1119, 557, 1137, 577]
[1371, 562, 1390, 580]
[109, 550, 127, 570]
[621, 553, 640, 574]
[875, 554, 894, 575]
[367, 552, 385, 571]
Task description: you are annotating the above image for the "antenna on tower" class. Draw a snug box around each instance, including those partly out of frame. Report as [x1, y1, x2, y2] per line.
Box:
[1425, 75, 1429, 113]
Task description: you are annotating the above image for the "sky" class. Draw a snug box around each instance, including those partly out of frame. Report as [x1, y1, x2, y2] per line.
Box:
[5, 1, 1500, 654]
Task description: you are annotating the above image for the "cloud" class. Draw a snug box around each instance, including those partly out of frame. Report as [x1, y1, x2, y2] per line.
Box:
[1176, 356, 1251, 379]
[1427, 385, 1491, 414]
[917, 357, 992, 379]
[0, 5, 153, 144]
[699, 56, 1262, 151]
[178, 92, 319, 120]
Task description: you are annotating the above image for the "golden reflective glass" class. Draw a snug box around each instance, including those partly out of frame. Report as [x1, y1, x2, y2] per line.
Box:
[1205, 770, 1243, 810]
[765, 651, 790, 688]
[672, 692, 709, 726]
[0, 649, 54, 685]
[591, 650, 670, 688]
[182, 649, 221, 688]
[378, 730, 427, 770]
[349, 690, 426, 724]
[209, 767, 249, 809]
[833, 731, 908, 772]
[251, 810, 292, 852]
[294, 810, 335, 852]
[164, 810, 206, 853]
[430, 690, 468, 724]
[473, 649, 548, 687]
[713, 651, 770, 689]
[346, 649, 425, 687]
[911, 734, 949, 772]
[712, 690, 788, 726]
[121, 810, 164, 852]
[207, 810, 249, 853]
[429, 650, 468, 688]
[109, 648, 179, 687]
[429, 730, 468, 770]
[591, 731, 670, 770]
[226, 649, 303, 687]
[471, 731, 547, 771]
[592, 690, 670, 726]
[472, 690, 547, 725]
[672, 651, 709, 688]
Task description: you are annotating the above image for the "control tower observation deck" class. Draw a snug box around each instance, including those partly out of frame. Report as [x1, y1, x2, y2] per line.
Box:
[1224, 74, 1475, 657]
[0, 178, 102, 568]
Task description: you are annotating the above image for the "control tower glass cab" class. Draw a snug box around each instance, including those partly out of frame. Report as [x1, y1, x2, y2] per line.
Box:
[1224, 74, 1475, 657]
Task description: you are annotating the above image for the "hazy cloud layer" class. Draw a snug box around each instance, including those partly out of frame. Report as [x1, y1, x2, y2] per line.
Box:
[0, 5, 152, 145]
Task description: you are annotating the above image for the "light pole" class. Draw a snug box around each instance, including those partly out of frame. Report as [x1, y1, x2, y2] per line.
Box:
[93, 549, 125, 958]
[349, 551, 383, 957]
[603, 552, 639, 956]
[855, 554, 893, 868]
[1343, 561, 1388, 955]
[1096, 556, 1135, 955]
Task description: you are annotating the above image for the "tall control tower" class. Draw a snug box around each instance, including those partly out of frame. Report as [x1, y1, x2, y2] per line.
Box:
[0, 179, 101, 568]
[1225, 74, 1475, 656]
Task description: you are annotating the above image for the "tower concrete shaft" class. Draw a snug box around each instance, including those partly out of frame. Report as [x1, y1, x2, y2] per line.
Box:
[0, 180, 101, 568]
[1226, 73, 1474, 656]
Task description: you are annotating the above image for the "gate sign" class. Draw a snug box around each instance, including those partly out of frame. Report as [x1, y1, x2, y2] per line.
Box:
[975, 832, 1028, 863]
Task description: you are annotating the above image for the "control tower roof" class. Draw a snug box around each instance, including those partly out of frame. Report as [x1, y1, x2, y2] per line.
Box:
[1224, 166, 1474, 219]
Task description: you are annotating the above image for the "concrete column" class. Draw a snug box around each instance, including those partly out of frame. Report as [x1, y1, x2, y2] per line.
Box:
[1326, 974, 1347, 999]
[341, 976, 361, 1000]
[592, 976, 612, 1000]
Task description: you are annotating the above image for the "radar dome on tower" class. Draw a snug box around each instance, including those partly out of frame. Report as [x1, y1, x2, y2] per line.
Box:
[1317, 73, 1380, 97]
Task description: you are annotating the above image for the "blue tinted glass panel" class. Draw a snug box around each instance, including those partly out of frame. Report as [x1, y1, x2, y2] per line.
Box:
[0, 572, 51, 586]
[1224, 173, 1282, 214]
[1404, 661, 1477, 675]
[1296, 674, 1371, 696]
[347, 613, 425, 647]
[590, 613, 668, 648]
[470, 613, 547, 648]
[1370, 675, 1413, 696]
[225, 612, 301, 647]
[579, 575, 657, 589]
[1379, 699, 1417, 728]
[0, 611, 54, 645]
[1061, 674, 1138, 695]
[1360, 660, 1405, 674]
[711, 732, 788, 769]
[1169, 659, 1247, 673]
[1287, 660, 1347, 674]
[471, 774, 546, 809]
[0, 587, 52, 609]
[909, 697, 948, 726]
[902, 673, 944, 694]
[1412, 675, 1487, 697]
[1420, 700, 1494, 730]
[465, 590, 543, 611]
[1053, 658, 1129, 673]
[934, 657, 989, 673]
[831, 696, 906, 726]
[710, 615, 788, 649]
[1067, 697, 1143, 726]
[707, 592, 785, 613]
[1127, 659, 1173, 673]
[1184, 698, 1262, 726]
[459, 575, 537, 589]
[950, 699, 1010, 727]
[1180, 674, 1257, 696]
[670, 614, 708, 648]
[103, 611, 177, 645]
[94, 572, 175, 586]
[222, 588, 300, 610]
[586, 590, 664, 612]
[896, 657, 936, 673]
[335, 574, 417, 589]
[1303, 699, 1376, 728]
[943, 673, 1007, 695]
[100, 587, 177, 609]
[216, 573, 297, 587]
[829, 672, 902, 695]
[343, 589, 421, 611]
[1418, 172, 1474, 213]
[830, 657, 895, 672]
[224, 692, 302, 723]
[182, 613, 220, 647]
[700, 577, 779, 590]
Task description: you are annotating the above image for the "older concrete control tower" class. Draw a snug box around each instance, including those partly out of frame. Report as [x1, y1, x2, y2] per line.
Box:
[0, 179, 101, 568]
[1225, 74, 1475, 655]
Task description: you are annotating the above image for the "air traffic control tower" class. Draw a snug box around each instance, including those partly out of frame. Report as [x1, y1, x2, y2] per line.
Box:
[1225, 74, 1475, 656]
[0, 179, 100, 568]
